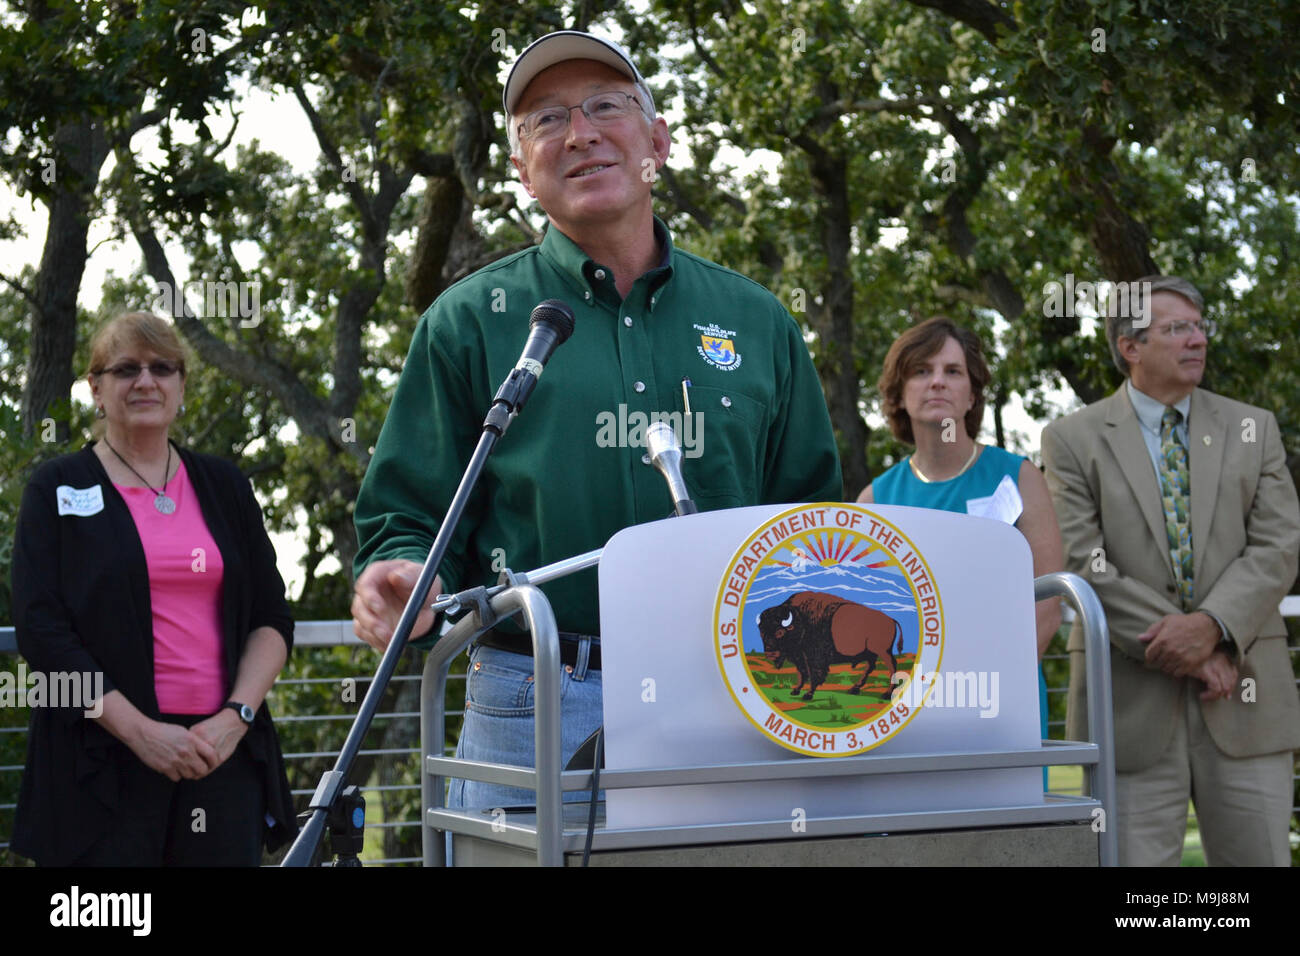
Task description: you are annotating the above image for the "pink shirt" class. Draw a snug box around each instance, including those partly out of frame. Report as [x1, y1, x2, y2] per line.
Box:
[115, 459, 227, 714]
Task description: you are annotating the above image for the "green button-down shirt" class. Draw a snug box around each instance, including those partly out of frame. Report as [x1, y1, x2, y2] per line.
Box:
[354, 220, 842, 636]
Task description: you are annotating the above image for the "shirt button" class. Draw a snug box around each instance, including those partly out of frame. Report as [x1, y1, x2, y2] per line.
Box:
[641, 453, 651, 465]
[623, 316, 633, 327]
[594, 268, 606, 280]
[721, 396, 732, 408]
[634, 381, 645, 393]
[584, 291, 592, 301]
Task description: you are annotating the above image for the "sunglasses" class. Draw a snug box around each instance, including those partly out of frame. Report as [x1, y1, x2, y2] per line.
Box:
[97, 361, 182, 380]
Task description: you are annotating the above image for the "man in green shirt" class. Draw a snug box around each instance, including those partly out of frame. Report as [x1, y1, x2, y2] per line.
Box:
[351, 30, 841, 809]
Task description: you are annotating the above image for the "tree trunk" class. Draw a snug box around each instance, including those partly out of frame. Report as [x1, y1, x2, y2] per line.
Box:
[21, 119, 108, 441]
[795, 126, 870, 500]
[404, 175, 465, 311]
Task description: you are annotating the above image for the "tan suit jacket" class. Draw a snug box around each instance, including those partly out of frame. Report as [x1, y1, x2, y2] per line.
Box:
[1042, 386, 1300, 772]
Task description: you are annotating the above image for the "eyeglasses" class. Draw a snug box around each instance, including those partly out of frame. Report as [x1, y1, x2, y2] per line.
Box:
[517, 91, 646, 143]
[1152, 319, 1216, 339]
[97, 361, 182, 380]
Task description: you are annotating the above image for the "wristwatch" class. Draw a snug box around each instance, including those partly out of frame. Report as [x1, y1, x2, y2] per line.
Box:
[224, 700, 255, 726]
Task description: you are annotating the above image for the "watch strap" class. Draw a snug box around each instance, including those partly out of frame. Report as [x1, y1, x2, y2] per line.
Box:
[224, 700, 255, 725]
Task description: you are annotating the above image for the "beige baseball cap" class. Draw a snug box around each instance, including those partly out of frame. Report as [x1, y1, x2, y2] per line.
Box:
[503, 30, 652, 116]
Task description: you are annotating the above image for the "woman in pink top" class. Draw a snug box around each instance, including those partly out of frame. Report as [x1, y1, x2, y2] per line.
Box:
[11, 312, 296, 866]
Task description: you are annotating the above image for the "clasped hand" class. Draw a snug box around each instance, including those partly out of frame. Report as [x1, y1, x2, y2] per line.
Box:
[130, 710, 248, 782]
[1139, 611, 1236, 700]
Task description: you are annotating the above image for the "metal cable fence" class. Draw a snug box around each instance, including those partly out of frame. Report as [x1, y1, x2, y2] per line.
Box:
[3, 606, 1298, 865]
[0, 621, 465, 867]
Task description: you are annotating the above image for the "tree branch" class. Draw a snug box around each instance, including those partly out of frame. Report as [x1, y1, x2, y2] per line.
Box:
[125, 108, 168, 139]
[291, 82, 375, 235]
[407, 149, 456, 178]
[656, 166, 716, 231]
[686, 1, 728, 79]
[906, 0, 1015, 44]
[0, 272, 41, 312]
[813, 94, 940, 122]
[116, 146, 362, 461]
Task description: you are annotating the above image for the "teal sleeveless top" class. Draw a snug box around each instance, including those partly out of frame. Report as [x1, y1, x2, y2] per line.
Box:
[871, 444, 1025, 515]
[871, 443, 1049, 769]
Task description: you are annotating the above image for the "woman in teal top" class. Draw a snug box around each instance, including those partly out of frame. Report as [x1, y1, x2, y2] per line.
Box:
[858, 317, 1064, 786]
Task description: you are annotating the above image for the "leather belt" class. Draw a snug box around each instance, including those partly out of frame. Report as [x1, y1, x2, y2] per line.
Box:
[475, 628, 601, 671]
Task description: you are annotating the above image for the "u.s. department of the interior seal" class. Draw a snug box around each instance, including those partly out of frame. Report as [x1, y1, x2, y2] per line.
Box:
[713, 503, 945, 756]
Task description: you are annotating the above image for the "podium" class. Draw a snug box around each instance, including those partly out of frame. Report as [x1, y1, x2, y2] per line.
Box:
[421, 505, 1117, 866]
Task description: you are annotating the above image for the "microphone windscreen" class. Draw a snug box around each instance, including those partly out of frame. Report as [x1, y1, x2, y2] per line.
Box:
[530, 299, 576, 342]
[645, 420, 681, 462]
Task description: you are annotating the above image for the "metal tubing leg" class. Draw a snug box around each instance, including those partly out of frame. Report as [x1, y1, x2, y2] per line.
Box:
[420, 584, 562, 866]
[1035, 571, 1118, 867]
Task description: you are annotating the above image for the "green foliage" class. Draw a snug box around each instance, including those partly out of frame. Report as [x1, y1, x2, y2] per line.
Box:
[3, 0, 1300, 865]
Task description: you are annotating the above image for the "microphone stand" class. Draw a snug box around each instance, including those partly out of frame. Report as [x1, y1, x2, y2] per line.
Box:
[281, 362, 550, 866]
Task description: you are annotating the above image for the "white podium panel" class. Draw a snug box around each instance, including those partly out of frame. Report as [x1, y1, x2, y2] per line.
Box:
[598, 503, 1042, 830]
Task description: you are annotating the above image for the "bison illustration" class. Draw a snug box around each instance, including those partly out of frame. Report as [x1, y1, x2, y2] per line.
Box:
[755, 591, 904, 701]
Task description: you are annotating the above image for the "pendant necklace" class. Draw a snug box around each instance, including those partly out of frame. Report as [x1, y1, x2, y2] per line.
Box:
[104, 439, 176, 514]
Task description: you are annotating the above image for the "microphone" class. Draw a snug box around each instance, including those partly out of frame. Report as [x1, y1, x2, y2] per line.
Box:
[646, 420, 698, 516]
[485, 299, 576, 431]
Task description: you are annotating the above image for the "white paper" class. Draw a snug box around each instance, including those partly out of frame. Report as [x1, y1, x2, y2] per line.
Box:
[56, 484, 105, 517]
[965, 473, 1023, 525]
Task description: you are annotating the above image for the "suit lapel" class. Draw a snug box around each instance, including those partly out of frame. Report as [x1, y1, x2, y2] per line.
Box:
[1188, 389, 1225, 591]
[1100, 387, 1169, 560]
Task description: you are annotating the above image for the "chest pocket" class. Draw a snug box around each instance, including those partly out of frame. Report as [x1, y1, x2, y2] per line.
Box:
[680, 385, 767, 509]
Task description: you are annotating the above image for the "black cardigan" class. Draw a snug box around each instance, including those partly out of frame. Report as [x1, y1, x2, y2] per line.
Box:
[10, 443, 297, 864]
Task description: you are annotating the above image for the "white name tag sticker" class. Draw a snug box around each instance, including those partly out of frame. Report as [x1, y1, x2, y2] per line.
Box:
[56, 484, 105, 517]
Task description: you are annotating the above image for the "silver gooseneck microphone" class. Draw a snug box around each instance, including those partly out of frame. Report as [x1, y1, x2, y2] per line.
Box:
[646, 420, 699, 516]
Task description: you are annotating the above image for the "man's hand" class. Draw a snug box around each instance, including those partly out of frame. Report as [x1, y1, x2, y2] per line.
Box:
[189, 709, 250, 770]
[351, 560, 440, 651]
[1139, 611, 1221, 677]
[1191, 649, 1238, 702]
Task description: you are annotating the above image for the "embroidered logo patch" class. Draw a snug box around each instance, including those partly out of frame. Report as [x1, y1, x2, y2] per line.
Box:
[695, 323, 742, 371]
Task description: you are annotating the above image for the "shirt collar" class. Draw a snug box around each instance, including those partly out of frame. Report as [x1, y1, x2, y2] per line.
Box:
[1127, 379, 1192, 431]
[538, 217, 675, 309]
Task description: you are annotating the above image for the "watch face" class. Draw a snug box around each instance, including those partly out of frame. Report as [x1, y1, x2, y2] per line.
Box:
[239, 704, 255, 724]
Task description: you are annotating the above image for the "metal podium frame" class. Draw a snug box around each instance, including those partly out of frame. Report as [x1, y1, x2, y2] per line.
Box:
[420, 570, 1117, 867]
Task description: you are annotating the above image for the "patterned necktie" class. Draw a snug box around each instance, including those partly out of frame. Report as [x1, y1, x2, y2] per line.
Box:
[1159, 406, 1194, 607]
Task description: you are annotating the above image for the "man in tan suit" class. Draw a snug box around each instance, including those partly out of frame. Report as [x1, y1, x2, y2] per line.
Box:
[1042, 275, 1300, 866]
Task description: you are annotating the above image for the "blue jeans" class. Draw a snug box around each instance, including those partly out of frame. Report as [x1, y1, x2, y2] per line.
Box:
[446, 640, 604, 811]
[1039, 664, 1049, 790]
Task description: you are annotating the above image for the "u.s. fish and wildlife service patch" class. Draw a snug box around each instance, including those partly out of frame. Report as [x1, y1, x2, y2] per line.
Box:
[695, 322, 742, 371]
[714, 503, 944, 756]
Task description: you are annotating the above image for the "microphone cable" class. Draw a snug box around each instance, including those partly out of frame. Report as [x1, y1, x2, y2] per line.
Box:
[580, 728, 604, 867]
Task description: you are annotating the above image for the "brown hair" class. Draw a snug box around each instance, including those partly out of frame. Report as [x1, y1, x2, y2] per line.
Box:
[88, 311, 188, 378]
[877, 316, 989, 444]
